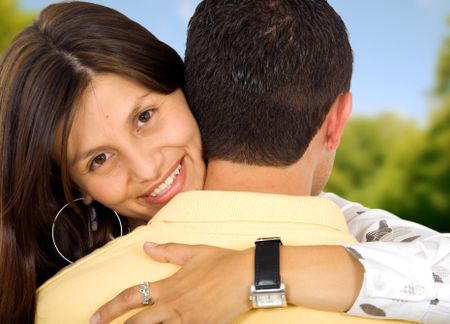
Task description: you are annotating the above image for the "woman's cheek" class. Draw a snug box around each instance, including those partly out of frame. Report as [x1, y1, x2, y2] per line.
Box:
[86, 172, 127, 205]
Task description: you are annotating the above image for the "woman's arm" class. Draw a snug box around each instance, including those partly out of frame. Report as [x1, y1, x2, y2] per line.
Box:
[344, 237, 450, 322]
[90, 243, 364, 324]
[92, 239, 450, 324]
[322, 193, 450, 322]
[91, 194, 450, 323]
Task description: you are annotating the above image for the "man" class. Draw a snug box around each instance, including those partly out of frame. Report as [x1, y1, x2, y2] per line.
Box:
[36, 1, 447, 323]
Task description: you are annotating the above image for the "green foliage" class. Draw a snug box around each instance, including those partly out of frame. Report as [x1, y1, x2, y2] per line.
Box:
[327, 107, 450, 231]
[435, 18, 450, 96]
[329, 113, 418, 196]
[327, 17, 450, 232]
[0, 0, 35, 54]
[327, 113, 421, 207]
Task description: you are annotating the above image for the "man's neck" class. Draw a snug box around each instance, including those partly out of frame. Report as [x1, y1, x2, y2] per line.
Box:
[204, 160, 314, 196]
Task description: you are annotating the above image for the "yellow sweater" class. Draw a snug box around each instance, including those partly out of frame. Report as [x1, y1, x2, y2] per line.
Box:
[36, 191, 413, 323]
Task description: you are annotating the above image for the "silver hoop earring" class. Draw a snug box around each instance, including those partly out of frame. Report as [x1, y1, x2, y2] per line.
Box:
[51, 198, 123, 264]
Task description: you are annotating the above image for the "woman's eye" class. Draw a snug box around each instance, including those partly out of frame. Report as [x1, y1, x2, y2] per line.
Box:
[137, 109, 155, 127]
[89, 152, 112, 170]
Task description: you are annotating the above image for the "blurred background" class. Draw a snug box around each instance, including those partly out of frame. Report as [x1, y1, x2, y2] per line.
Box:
[1, 0, 449, 231]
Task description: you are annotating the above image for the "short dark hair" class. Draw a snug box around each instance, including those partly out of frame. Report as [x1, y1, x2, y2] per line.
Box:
[185, 0, 353, 166]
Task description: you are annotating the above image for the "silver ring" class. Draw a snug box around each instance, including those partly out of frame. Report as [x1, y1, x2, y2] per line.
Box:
[139, 281, 154, 305]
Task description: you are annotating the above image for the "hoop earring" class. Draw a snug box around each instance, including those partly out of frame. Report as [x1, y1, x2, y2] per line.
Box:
[51, 198, 123, 264]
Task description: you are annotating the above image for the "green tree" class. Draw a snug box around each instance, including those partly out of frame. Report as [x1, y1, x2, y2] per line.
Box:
[326, 113, 420, 208]
[435, 17, 450, 96]
[399, 19, 449, 230]
[0, 0, 35, 54]
[327, 17, 450, 231]
[375, 18, 450, 231]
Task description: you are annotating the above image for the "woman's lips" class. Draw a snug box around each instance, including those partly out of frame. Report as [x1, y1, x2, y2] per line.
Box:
[149, 164, 181, 197]
[139, 158, 186, 205]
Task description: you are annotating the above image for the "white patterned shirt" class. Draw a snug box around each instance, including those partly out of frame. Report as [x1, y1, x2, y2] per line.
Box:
[321, 192, 450, 324]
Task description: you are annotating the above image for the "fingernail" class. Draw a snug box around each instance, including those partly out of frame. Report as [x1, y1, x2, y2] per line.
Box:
[144, 242, 158, 249]
[90, 312, 100, 324]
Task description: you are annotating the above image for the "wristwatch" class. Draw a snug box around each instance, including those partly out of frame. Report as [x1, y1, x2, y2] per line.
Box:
[249, 237, 287, 308]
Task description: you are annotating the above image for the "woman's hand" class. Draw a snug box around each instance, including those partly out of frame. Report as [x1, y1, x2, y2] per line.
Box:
[90, 243, 254, 324]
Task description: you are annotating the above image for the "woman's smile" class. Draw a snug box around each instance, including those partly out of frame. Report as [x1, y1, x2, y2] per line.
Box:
[138, 158, 184, 205]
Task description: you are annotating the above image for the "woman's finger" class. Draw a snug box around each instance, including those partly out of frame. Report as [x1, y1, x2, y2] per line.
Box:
[125, 305, 181, 324]
[90, 282, 158, 324]
[143, 242, 211, 265]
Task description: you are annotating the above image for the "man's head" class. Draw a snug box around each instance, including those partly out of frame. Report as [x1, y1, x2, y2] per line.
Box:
[185, 0, 353, 168]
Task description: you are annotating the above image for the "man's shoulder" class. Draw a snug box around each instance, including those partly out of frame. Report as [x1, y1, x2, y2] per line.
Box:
[38, 226, 148, 290]
[157, 190, 346, 226]
[35, 225, 177, 323]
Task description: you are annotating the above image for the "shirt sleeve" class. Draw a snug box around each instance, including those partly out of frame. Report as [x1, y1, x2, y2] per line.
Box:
[321, 192, 450, 324]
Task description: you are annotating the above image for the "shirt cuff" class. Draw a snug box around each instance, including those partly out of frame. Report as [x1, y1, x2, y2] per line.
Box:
[344, 243, 436, 322]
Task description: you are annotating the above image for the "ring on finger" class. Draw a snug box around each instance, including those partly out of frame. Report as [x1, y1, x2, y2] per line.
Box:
[138, 281, 154, 305]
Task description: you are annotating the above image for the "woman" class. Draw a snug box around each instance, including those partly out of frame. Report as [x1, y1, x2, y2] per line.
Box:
[0, 2, 205, 322]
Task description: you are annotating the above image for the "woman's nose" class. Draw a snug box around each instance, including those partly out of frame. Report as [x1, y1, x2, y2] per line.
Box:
[126, 147, 164, 183]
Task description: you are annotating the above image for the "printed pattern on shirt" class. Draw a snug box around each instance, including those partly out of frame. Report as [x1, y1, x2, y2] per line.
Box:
[360, 304, 386, 317]
[320, 192, 450, 324]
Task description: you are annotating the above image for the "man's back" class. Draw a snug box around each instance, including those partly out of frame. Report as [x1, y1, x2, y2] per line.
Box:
[36, 191, 412, 323]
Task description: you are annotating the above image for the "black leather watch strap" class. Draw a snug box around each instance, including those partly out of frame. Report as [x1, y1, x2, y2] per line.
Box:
[254, 238, 282, 290]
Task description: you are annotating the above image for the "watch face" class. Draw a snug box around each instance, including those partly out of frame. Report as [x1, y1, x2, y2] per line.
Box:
[251, 284, 287, 308]
[255, 293, 286, 308]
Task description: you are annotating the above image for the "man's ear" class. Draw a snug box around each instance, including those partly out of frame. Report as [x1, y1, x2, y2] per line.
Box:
[326, 92, 352, 150]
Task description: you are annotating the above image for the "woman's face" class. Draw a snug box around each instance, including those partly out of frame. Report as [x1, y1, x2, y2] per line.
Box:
[66, 73, 205, 222]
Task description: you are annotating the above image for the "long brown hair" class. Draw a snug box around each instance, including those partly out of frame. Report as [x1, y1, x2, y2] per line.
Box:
[0, 2, 184, 322]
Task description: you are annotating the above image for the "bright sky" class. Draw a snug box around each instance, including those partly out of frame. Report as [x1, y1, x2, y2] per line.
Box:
[21, 0, 450, 124]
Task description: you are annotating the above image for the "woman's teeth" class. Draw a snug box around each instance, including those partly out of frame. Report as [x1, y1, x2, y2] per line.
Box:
[150, 164, 181, 197]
